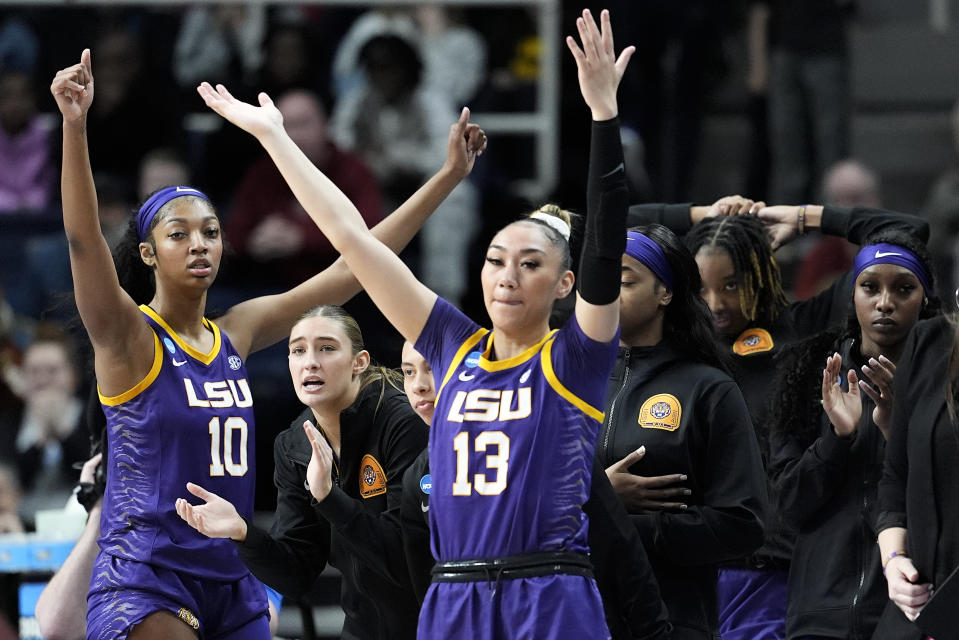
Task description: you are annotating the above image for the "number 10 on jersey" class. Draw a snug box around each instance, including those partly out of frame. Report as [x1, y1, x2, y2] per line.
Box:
[452, 430, 510, 496]
[209, 416, 249, 476]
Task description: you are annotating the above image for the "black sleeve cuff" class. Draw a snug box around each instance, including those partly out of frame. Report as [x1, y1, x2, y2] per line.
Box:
[816, 426, 855, 461]
[820, 205, 852, 237]
[313, 485, 357, 527]
[235, 519, 269, 550]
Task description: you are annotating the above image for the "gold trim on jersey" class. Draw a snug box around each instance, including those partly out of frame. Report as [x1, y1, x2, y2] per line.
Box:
[541, 337, 605, 422]
[436, 328, 489, 404]
[140, 304, 221, 365]
[479, 329, 558, 372]
[99, 333, 163, 406]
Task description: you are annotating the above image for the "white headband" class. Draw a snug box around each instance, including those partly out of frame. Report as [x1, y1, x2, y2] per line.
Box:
[529, 212, 571, 241]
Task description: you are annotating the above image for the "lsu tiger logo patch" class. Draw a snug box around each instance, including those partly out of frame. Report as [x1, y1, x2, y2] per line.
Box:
[638, 393, 682, 431]
[733, 328, 774, 356]
[359, 454, 387, 498]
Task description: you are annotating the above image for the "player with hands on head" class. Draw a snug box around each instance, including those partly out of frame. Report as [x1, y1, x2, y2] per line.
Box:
[177, 305, 427, 638]
[770, 229, 940, 639]
[196, 7, 632, 637]
[50, 46, 479, 640]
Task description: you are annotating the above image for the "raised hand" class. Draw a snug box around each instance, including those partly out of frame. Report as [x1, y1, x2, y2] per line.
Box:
[859, 355, 896, 439]
[755, 205, 802, 250]
[566, 8, 635, 121]
[821, 353, 862, 438]
[443, 107, 488, 180]
[197, 82, 283, 140]
[605, 446, 690, 512]
[303, 421, 334, 502]
[50, 49, 94, 125]
[175, 482, 247, 541]
[706, 195, 765, 218]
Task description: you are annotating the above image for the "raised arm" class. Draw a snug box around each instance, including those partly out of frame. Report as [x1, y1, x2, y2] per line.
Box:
[566, 9, 634, 343]
[197, 84, 481, 345]
[220, 110, 486, 356]
[50, 50, 153, 392]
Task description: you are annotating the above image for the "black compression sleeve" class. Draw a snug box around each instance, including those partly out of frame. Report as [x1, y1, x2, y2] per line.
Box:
[578, 117, 628, 305]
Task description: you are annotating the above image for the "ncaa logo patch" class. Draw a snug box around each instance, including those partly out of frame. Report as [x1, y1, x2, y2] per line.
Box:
[419, 474, 431, 495]
[359, 454, 387, 498]
[638, 393, 682, 431]
[464, 351, 481, 368]
[732, 328, 774, 356]
[163, 337, 177, 355]
[228, 355, 242, 370]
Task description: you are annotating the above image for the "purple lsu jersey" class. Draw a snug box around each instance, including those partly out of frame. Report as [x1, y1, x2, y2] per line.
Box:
[97, 305, 256, 581]
[415, 298, 618, 562]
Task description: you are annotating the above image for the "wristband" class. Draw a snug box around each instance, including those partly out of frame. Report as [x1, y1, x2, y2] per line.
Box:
[798, 204, 808, 235]
[882, 550, 908, 574]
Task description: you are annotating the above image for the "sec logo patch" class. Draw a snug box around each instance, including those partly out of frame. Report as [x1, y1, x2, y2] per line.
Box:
[359, 454, 387, 498]
[638, 393, 682, 431]
[732, 328, 774, 356]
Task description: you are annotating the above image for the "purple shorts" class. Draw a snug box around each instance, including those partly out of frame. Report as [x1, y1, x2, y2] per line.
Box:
[718, 567, 788, 640]
[418, 574, 610, 640]
[86, 552, 270, 640]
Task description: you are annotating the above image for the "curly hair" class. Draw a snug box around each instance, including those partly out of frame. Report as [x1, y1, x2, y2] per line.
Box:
[773, 228, 940, 447]
[685, 216, 788, 328]
[631, 224, 727, 372]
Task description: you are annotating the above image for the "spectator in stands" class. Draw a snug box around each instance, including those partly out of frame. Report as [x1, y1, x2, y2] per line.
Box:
[0, 328, 88, 523]
[227, 88, 383, 288]
[85, 27, 177, 184]
[331, 32, 477, 303]
[0, 68, 55, 214]
[137, 147, 190, 202]
[793, 159, 882, 299]
[173, 4, 266, 94]
[414, 6, 487, 105]
[758, 0, 855, 204]
[921, 98, 959, 295]
[256, 21, 327, 100]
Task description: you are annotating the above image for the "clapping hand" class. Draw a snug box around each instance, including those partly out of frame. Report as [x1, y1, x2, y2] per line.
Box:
[303, 421, 334, 503]
[821, 353, 861, 438]
[175, 483, 247, 541]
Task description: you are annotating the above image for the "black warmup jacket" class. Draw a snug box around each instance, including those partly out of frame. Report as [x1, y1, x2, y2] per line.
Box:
[235, 380, 428, 640]
[874, 316, 959, 639]
[597, 343, 767, 638]
[770, 338, 887, 639]
[626, 203, 930, 569]
[400, 449, 672, 640]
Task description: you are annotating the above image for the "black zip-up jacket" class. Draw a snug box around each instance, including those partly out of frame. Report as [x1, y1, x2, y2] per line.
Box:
[400, 449, 673, 640]
[626, 202, 930, 568]
[235, 380, 428, 640]
[597, 343, 767, 638]
[769, 338, 887, 639]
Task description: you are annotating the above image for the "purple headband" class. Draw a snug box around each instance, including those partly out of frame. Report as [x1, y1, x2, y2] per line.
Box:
[136, 186, 211, 241]
[625, 231, 674, 290]
[853, 243, 932, 294]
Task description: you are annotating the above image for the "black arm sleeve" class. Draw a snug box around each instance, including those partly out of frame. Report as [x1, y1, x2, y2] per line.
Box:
[626, 203, 695, 234]
[820, 205, 930, 245]
[578, 117, 628, 305]
[236, 434, 332, 599]
[585, 459, 671, 639]
[314, 398, 428, 587]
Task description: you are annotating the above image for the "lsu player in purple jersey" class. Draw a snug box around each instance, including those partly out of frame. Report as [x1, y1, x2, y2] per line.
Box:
[194, 8, 634, 638]
[50, 49, 485, 639]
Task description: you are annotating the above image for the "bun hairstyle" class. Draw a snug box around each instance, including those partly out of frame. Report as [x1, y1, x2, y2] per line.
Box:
[524, 204, 578, 272]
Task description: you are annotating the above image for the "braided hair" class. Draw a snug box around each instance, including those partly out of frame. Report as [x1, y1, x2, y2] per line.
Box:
[773, 228, 940, 446]
[685, 216, 788, 328]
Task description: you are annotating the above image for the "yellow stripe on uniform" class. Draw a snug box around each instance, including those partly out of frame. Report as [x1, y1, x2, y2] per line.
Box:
[99, 332, 163, 406]
[435, 328, 489, 405]
[541, 337, 605, 422]
[478, 329, 557, 372]
[140, 304, 221, 365]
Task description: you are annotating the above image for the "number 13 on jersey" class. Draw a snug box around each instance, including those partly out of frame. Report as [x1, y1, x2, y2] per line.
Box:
[452, 430, 510, 496]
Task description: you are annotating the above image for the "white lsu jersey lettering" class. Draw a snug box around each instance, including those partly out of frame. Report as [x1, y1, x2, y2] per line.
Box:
[446, 387, 532, 423]
[183, 379, 254, 408]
